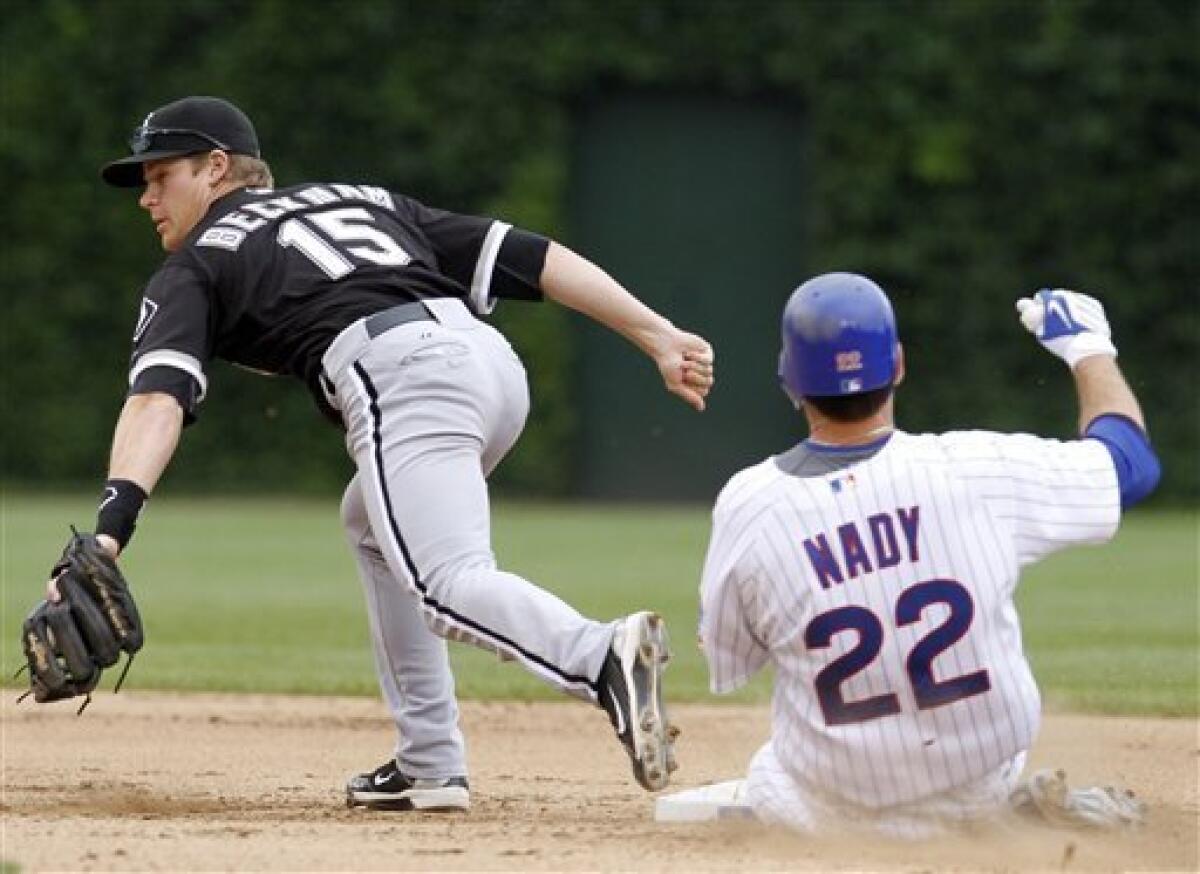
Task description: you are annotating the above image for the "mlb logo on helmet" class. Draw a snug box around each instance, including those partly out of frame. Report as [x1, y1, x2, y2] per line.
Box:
[836, 348, 865, 393]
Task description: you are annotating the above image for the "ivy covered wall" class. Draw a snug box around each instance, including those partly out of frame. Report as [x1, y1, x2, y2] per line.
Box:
[3, 1, 1195, 500]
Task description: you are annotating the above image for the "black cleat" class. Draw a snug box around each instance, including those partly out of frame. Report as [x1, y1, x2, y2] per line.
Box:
[345, 759, 469, 811]
[598, 611, 678, 792]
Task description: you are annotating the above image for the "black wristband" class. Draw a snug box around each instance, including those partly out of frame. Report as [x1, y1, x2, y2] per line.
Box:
[95, 479, 148, 550]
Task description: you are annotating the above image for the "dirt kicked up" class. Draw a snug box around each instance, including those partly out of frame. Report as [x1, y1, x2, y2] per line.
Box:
[3, 692, 1196, 872]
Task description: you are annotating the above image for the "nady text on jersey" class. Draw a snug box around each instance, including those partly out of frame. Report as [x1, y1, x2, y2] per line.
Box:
[802, 506, 920, 590]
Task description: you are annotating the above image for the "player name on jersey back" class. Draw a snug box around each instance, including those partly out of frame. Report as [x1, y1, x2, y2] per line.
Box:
[802, 506, 920, 590]
[196, 184, 396, 251]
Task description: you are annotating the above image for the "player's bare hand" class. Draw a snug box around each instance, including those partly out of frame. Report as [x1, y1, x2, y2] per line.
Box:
[96, 533, 121, 558]
[47, 535, 119, 602]
[655, 329, 715, 412]
[46, 571, 64, 603]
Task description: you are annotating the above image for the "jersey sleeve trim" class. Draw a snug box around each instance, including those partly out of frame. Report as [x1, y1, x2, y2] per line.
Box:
[130, 349, 208, 401]
[469, 221, 512, 315]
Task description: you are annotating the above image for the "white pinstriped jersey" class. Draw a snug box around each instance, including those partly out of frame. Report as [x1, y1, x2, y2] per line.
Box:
[699, 430, 1119, 809]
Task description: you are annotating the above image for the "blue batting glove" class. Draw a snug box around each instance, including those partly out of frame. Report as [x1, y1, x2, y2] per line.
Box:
[1015, 289, 1118, 368]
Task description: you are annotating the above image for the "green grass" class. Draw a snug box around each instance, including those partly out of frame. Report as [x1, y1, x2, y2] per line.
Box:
[1014, 510, 1199, 715]
[2, 493, 1195, 715]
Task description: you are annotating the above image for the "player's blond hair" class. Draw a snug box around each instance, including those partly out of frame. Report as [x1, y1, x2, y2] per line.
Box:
[226, 155, 274, 188]
[189, 152, 275, 189]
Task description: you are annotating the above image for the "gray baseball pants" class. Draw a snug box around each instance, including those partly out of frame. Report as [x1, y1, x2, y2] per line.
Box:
[324, 297, 615, 779]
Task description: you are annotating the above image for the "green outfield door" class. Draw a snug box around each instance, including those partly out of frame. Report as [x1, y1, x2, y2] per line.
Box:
[568, 93, 808, 500]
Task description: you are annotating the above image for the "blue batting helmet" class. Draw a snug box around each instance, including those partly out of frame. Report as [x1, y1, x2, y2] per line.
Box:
[778, 272, 899, 404]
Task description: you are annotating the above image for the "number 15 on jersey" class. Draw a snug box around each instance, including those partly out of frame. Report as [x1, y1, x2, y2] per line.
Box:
[278, 207, 412, 280]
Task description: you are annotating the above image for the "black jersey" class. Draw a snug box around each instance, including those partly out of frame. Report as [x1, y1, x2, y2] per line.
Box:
[127, 182, 547, 421]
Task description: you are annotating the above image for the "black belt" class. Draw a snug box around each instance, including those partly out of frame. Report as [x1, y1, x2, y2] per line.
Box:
[365, 301, 434, 339]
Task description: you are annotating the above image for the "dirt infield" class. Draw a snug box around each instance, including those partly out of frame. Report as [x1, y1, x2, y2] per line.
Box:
[2, 692, 1196, 872]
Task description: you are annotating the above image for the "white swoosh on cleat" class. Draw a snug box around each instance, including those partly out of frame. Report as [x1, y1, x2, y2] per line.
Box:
[608, 684, 626, 736]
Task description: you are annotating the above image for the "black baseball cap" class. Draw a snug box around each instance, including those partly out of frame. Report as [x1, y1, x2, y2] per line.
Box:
[101, 96, 260, 188]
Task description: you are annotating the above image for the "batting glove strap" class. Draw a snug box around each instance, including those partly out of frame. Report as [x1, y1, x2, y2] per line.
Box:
[1016, 289, 1118, 369]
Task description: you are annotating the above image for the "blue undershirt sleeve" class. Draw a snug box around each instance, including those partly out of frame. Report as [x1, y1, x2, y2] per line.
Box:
[1083, 414, 1161, 509]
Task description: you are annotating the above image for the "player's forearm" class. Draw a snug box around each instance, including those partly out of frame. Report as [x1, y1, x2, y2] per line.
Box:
[107, 392, 184, 494]
[539, 241, 675, 356]
[1072, 356, 1146, 434]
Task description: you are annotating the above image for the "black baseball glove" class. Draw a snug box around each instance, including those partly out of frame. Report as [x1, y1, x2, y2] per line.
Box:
[19, 530, 144, 712]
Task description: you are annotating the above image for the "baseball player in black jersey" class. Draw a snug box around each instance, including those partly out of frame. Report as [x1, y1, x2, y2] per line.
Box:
[54, 96, 713, 807]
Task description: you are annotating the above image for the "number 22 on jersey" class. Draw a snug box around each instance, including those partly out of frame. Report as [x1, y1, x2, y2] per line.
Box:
[278, 207, 411, 280]
[805, 578, 992, 726]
